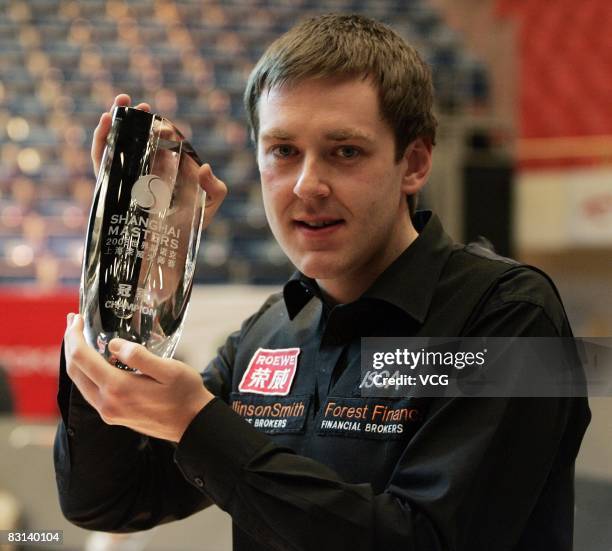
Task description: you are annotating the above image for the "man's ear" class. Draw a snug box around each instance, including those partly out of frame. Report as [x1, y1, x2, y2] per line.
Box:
[401, 137, 433, 196]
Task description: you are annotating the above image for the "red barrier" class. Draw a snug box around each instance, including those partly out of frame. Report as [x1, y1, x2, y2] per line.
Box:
[0, 289, 79, 418]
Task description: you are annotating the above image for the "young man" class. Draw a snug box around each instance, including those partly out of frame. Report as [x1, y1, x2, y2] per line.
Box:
[56, 14, 590, 551]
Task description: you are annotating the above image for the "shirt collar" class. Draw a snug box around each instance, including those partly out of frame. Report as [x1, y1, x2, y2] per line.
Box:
[283, 211, 454, 324]
[361, 211, 454, 323]
[283, 273, 321, 320]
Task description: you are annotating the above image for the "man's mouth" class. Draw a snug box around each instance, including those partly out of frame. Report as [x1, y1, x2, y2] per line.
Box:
[296, 219, 343, 229]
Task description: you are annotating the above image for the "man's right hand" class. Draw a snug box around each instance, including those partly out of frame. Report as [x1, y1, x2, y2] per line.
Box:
[91, 94, 227, 229]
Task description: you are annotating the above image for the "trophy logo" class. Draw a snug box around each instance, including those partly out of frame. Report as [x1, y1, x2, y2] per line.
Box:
[131, 174, 175, 215]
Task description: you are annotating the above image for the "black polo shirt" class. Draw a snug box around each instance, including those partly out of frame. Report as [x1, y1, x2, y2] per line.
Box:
[54, 211, 590, 551]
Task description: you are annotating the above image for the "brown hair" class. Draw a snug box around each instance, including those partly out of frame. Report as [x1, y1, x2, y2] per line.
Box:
[244, 13, 437, 216]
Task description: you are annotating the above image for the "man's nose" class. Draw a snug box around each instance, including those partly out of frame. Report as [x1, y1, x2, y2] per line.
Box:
[292, 157, 331, 200]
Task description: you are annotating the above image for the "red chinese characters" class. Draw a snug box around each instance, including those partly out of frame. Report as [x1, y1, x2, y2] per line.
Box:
[238, 347, 301, 396]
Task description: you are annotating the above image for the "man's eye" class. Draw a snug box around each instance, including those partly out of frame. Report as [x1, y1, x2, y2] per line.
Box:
[336, 146, 360, 159]
[271, 145, 296, 158]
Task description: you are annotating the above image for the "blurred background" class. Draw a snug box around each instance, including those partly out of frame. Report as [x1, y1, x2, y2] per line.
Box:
[0, 0, 610, 549]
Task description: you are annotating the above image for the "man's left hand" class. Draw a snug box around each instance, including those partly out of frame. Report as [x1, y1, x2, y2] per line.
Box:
[64, 313, 214, 443]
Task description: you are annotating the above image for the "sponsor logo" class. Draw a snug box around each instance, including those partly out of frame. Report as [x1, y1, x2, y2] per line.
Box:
[238, 347, 300, 396]
[317, 397, 422, 440]
[230, 393, 311, 434]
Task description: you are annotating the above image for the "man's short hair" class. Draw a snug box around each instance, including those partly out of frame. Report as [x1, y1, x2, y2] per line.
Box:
[244, 13, 438, 217]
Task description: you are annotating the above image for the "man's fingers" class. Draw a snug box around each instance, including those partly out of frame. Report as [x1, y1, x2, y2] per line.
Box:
[91, 94, 132, 177]
[134, 102, 151, 112]
[111, 94, 131, 112]
[68, 361, 101, 409]
[108, 339, 173, 383]
[199, 164, 228, 229]
[64, 314, 116, 387]
[91, 113, 112, 177]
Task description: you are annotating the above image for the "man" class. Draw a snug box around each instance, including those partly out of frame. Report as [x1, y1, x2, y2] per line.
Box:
[55, 14, 590, 551]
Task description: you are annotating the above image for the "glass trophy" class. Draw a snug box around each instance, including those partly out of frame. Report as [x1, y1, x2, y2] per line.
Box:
[80, 107, 205, 369]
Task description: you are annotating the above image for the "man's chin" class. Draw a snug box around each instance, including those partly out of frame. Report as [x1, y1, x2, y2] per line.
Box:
[293, 255, 346, 281]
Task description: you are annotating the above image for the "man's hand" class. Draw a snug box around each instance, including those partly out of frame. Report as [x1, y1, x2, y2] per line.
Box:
[91, 93, 227, 229]
[64, 313, 214, 443]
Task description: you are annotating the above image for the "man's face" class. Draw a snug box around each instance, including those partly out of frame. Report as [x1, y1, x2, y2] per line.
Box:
[256, 77, 417, 301]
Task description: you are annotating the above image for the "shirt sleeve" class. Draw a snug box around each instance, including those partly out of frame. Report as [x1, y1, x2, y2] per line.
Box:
[54, 342, 213, 532]
[54, 293, 284, 531]
[173, 293, 589, 550]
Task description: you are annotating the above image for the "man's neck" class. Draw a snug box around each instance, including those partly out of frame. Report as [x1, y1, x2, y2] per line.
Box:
[316, 219, 420, 305]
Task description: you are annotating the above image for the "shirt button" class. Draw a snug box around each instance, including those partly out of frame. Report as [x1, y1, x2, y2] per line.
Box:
[67, 428, 75, 437]
[194, 477, 204, 488]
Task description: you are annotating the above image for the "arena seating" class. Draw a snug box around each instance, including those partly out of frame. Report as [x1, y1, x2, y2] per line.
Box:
[0, 0, 490, 286]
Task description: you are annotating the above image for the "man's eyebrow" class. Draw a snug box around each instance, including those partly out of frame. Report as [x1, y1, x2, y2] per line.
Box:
[325, 129, 375, 142]
[260, 128, 376, 142]
[260, 129, 295, 141]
